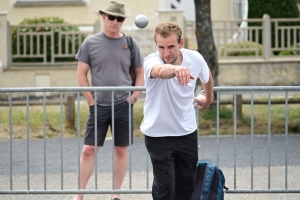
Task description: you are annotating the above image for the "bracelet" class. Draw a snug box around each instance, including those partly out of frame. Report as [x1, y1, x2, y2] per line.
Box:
[132, 96, 138, 101]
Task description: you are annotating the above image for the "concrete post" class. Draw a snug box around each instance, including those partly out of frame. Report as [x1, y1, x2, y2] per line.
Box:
[233, 95, 243, 121]
[0, 12, 9, 70]
[64, 94, 75, 130]
[263, 14, 271, 60]
[237, 95, 243, 121]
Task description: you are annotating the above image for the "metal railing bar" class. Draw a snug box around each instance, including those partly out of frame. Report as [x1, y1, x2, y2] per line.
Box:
[60, 92, 64, 191]
[94, 90, 98, 190]
[216, 91, 220, 167]
[77, 91, 81, 190]
[267, 91, 271, 190]
[9, 92, 13, 191]
[2, 86, 300, 93]
[43, 92, 47, 190]
[26, 92, 30, 191]
[0, 189, 152, 194]
[111, 91, 115, 190]
[250, 91, 254, 190]
[129, 91, 132, 190]
[0, 86, 145, 93]
[2, 189, 300, 194]
[285, 91, 289, 190]
[1, 98, 299, 107]
[233, 91, 237, 190]
[226, 190, 300, 194]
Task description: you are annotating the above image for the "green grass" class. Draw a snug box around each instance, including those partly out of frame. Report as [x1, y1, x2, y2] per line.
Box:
[0, 100, 299, 139]
[198, 104, 300, 135]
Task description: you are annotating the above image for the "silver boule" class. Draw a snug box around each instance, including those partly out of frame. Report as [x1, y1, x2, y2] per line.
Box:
[135, 14, 149, 28]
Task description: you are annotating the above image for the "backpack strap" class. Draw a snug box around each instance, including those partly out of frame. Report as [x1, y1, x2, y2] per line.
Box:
[126, 36, 135, 70]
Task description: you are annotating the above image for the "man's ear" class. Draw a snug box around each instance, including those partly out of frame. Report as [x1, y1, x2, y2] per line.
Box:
[179, 38, 184, 48]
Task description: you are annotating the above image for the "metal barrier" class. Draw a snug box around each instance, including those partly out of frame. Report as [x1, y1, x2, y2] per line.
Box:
[0, 86, 300, 196]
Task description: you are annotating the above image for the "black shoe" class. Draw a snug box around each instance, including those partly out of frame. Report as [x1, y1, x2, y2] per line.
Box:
[112, 198, 120, 200]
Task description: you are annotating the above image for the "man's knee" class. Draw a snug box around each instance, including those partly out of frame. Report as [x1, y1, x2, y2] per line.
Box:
[82, 145, 98, 157]
[114, 146, 128, 157]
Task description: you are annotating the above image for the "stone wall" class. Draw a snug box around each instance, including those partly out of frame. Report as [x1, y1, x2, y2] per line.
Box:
[218, 58, 300, 86]
[1, 58, 299, 91]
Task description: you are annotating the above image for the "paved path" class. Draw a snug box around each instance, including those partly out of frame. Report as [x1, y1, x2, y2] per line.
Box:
[0, 135, 300, 200]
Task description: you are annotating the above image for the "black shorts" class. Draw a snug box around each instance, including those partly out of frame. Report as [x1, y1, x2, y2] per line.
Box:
[84, 101, 134, 147]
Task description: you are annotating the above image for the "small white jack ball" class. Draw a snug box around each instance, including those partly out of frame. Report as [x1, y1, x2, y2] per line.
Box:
[135, 14, 149, 28]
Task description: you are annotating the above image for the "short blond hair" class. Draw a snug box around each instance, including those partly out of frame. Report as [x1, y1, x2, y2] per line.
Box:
[154, 22, 182, 44]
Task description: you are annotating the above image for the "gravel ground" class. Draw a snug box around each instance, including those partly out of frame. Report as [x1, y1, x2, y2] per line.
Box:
[0, 135, 299, 200]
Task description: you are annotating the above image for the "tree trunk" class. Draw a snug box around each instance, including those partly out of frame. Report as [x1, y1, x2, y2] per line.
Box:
[194, 0, 219, 86]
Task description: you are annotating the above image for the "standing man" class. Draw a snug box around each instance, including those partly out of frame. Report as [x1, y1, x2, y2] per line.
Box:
[74, 1, 144, 200]
[140, 22, 214, 200]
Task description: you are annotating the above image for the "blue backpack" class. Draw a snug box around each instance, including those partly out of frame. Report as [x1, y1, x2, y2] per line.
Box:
[192, 160, 228, 200]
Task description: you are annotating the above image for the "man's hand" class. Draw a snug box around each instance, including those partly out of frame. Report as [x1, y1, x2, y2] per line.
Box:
[126, 95, 138, 105]
[174, 66, 195, 86]
[194, 94, 211, 110]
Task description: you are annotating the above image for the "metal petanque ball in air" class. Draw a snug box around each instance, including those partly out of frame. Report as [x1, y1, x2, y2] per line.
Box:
[135, 14, 149, 28]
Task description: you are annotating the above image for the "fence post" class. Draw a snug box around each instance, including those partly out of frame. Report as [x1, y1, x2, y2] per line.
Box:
[233, 95, 243, 121]
[263, 14, 271, 60]
[64, 94, 75, 130]
[0, 12, 9, 70]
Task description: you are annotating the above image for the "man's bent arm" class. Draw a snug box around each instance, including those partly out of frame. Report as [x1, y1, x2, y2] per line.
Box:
[132, 66, 144, 100]
[150, 64, 177, 79]
[77, 60, 94, 106]
[194, 70, 214, 110]
[201, 71, 214, 103]
[150, 64, 194, 86]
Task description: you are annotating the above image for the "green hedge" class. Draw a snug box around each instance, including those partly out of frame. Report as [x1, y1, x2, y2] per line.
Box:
[248, 0, 299, 19]
[220, 41, 263, 56]
[279, 43, 300, 56]
[12, 17, 86, 62]
[248, 0, 300, 55]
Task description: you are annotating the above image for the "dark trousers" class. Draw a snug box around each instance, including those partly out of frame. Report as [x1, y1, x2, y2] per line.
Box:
[145, 130, 198, 200]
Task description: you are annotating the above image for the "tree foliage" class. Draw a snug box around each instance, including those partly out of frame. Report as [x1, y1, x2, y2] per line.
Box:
[248, 0, 300, 54]
[248, 0, 299, 19]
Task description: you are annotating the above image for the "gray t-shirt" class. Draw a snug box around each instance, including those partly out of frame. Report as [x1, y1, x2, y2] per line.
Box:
[76, 32, 143, 106]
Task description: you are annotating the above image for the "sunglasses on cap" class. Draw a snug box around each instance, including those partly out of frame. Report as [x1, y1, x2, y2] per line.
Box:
[106, 14, 125, 22]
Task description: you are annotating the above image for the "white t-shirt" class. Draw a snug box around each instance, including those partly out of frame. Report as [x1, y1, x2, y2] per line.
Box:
[140, 48, 210, 137]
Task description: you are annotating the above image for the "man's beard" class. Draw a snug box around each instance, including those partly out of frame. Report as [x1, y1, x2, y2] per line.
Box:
[162, 54, 179, 65]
